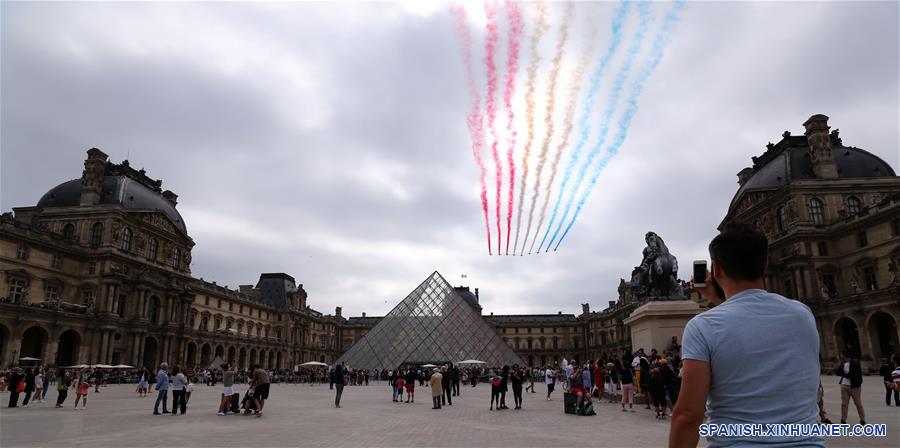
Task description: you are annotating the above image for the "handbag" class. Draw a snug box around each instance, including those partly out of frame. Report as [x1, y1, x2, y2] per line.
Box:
[16, 381, 25, 393]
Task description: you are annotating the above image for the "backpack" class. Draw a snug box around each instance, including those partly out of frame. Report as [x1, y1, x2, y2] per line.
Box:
[582, 401, 596, 416]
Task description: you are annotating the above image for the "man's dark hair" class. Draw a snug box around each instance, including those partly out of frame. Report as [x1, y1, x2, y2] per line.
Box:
[709, 223, 768, 281]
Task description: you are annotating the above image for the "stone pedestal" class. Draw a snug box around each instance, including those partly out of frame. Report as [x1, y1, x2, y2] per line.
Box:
[623, 300, 702, 353]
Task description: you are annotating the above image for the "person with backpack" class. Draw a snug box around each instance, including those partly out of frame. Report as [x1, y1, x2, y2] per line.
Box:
[836, 351, 865, 424]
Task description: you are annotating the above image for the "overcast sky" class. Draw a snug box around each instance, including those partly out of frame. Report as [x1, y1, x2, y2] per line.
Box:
[2, 1, 897, 318]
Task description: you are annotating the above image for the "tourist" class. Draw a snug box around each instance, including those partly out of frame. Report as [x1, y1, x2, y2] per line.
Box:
[389, 369, 398, 402]
[250, 363, 270, 417]
[489, 370, 501, 410]
[649, 368, 665, 418]
[604, 362, 618, 403]
[430, 368, 443, 410]
[836, 350, 865, 424]
[639, 355, 651, 409]
[93, 368, 101, 393]
[670, 224, 822, 447]
[217, 364, 234, 415]
[881, 356, 899, 406]
[619, 359, 634, 412]
[569, 368, 588, 415]
[659, 358, 675, 416]
[171, 366, 188, 415]
[441, 366, 452, 406]
[55, 368, 70, 408]
[404, 367, 416, 403]
[152, 363, 170, 415]
[73, 368, 90, 410]
[138, 368, 149, 397]
[544, 365, 555, 401]
[889, 358, 900, 393]
[471, 367, 478, 387]
[497, 365, 508, 409]
[7, 368, 23, 407]
[450, 364, 460, 396]
[581, 363, 592, 399]
[396, 368, 405, 402]
[334, 363, 345, 408]
[32, 368, 44, 404]
[510, 364, 523, 410]
[20, 368, 36, 408]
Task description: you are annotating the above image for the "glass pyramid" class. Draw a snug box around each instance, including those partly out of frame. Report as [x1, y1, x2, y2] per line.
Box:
[337, 271, 524, 370]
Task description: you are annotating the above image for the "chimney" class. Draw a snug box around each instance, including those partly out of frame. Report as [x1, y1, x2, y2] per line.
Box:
[335, 306, 342, 317]
[474, 288, 480, 303]
[162, 190, 179, 207]
[80, 148, 108, 206]
[803, 114, 838, 179]
[736, 167, 754, 186]
[557, 311, 562, 315]
[362, 312, 366, 318]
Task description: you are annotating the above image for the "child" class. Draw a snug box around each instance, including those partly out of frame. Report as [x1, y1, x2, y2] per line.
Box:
[73, 368, 90, 410]
[395, 373, 405, 404]
[490, 372, 501, 411]
[649, 368, 666, 419]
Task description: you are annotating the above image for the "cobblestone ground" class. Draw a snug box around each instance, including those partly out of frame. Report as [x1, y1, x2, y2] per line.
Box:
[0, 376, 896, 447]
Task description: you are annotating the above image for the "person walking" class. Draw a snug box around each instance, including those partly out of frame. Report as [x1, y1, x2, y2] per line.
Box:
[171, 366, 188, 415]
[73, 368, 90, 410]
[450, 364, 460, 396]
[55, 368, 70, 408]
[511, 364, 524, 410]
[7, 368, 23, 408]
[836, 351, 865, 424]
[430, 368, 443, 410]
[544, 365, 555, 401]
[333, 363, 345, 408]
[250, 363, 270, 417]
[670, 224, 823, 447]
[404, 368, 416, 403]
[153, 362, 170, 415]
[21, 368, 36, 407]
[880, 357, 899, 406]
[217, 364, 234, 416]
[605, 362, 618, 403]
[33, 368, 44, 404]
[441, 367, 452, 406]
[137, 368, 149, 397]
[619, 359, 635, 412]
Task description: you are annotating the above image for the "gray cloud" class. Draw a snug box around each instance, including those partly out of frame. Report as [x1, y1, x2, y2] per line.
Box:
[2, 1, 897, 317]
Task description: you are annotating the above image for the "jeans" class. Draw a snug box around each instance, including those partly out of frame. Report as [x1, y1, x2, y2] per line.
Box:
[22, 387, 34, 405]
[886, 384, 900, 406]
[442, 386, 452, 405]
[452, 380, 460, 396]
[335, 384, 344, 407]
[392, 385, 399, 401]
[840, 385, 865, 422]
[57, 389, 68, 406]
[172, 390, 187, 414]
[154, 389, 169, 413]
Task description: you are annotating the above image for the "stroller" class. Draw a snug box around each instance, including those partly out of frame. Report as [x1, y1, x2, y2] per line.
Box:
[240, 389, 258, 415]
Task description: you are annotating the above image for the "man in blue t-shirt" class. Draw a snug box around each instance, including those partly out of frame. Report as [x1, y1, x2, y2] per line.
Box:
[669, 224, 823, 448]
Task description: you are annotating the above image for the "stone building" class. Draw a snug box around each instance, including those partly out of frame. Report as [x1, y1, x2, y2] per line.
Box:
[0, 148, 344, 369]
[720, 114, 900, 371]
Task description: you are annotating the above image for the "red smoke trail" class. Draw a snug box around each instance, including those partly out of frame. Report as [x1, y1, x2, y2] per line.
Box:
[511, 1, 548, 256]
[484, 1, 502, 255]
[502, 0, 524, 255]
[453, 6, 492, 255]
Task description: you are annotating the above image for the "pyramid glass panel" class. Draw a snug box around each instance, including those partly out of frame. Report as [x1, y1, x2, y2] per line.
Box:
[337, 271, 524, 370]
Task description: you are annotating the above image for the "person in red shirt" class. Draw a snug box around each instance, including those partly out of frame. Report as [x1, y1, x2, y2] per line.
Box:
[395, 372, 405, 404]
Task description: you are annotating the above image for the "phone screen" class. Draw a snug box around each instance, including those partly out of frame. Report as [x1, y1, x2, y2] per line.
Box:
[693, 261, 707, 285]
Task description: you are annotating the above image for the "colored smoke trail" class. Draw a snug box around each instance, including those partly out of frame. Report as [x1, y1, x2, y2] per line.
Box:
[453, 6, 492, 255]
[553, 0, 686, 250]
[519, 1, 574, 255]
[503, 0, 524, 256]
[511, 1, 548, 256]
[484, 1, 502, 255]
[543, 1, 651, 252]
[531, 0, 631, 254]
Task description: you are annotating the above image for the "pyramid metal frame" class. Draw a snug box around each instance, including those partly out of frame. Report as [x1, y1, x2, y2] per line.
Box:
[336, 271, 524, 370]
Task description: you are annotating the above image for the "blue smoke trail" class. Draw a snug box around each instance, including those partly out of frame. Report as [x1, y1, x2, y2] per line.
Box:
[542, 0, 651, 252]
[529, 0, 631, 255]
[553, 0, 686, 251]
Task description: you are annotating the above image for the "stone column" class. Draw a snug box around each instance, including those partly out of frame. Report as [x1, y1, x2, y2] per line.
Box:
[137, 336, 145, 368]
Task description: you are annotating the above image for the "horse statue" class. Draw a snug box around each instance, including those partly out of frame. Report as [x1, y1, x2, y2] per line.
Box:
[636, 232, 684, 299]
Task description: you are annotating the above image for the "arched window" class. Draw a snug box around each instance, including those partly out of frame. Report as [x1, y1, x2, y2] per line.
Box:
[90, 222, 103, 248]
[776, 207, 786, 232]
[847, 196, 861, 216]
[63, 223, 76, 241]
[122, 227, 133, 251]
[808, 198, 825, 225]
[172, 247, 181, 270]
[148, 239, 158, 261]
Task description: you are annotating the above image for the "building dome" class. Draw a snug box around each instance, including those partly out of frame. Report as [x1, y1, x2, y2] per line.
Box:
[37, 175, 187, 234]
[728, 130, 895, 212]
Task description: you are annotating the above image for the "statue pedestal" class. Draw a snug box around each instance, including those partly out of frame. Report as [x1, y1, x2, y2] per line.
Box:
[623, 300, 702, 354]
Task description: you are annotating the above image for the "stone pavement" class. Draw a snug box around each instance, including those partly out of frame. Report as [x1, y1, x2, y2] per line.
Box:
[0, 375, 896, 447]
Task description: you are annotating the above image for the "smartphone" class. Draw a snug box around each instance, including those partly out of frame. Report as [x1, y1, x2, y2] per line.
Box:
[693, 260, 707, 287]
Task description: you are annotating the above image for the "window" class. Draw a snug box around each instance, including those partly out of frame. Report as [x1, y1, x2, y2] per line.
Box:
[777, 207, 786, 232]
[8, 278, 26, 302]
[88, 262, 97, 275]
[45, 284, 60, 300]
[190, 313, 197, 328]
[82, 290, 95, 308]
[204, 296, 210, 306]
[149, 297, 160, 324]
[200, 316, 208, 331]
[117, 295, 126, 318]
[238, 322, 244, 335]
[122, 227, 132, 251]
[63, 223, 76, 241]
[214, 318, 222, 330]
[172, 247, 181, 270]
[893, 219, 900, 237]
[847, 196, 862, 216]
[808, 198, 825, 225]
[817, 242, 828, 257]
[857, 231, 868, 248]
[148, 239, 158, 261]
[863, 266, 878, 291]
[218, 299, 222, 309]
[52, 254, 63, 269]
[90, 222, 103, 248]
[16, 245, 28, 261]
[783, 278, 795, 299]
[229, 302, 234, 312]
[240, 305, 244, 313]
[256, 326, 261, 338]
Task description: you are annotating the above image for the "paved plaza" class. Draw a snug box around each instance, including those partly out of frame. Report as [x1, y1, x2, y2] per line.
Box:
[0, 376, 897, 447]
